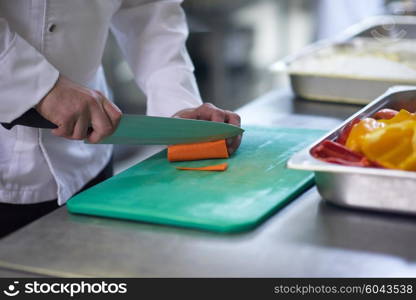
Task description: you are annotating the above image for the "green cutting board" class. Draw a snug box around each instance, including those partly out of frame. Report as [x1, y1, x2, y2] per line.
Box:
[67, 127, 325, 233]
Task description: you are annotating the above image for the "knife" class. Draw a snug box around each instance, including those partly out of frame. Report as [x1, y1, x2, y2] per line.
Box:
[1, 110, 244, 145]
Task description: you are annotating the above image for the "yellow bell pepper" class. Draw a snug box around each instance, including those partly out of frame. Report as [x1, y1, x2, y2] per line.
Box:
[378, 109, 416, 125]
[361, 120, 416, 170]
[345, 109, 416, 171]
[345, 118, 385, 152]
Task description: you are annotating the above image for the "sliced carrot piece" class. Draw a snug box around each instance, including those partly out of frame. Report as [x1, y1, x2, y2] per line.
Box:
[167, 139, 229, 162]
[176, 163, 228, 171]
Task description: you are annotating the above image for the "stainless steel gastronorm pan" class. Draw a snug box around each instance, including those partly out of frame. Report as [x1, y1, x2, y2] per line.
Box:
[287, 86, 416, 215]
[271, 16, 416, 104]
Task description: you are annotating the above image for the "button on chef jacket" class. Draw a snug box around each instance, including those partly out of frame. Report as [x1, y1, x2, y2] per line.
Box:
[0, 0, 202, 205]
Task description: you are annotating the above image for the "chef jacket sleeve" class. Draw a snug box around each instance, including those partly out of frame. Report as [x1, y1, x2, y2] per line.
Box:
[110, 0, 203, 117]
[0, 18, 59, 123]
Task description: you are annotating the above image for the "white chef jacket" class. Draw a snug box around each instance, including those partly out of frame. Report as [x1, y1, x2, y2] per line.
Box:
[0, 0, 202, 205]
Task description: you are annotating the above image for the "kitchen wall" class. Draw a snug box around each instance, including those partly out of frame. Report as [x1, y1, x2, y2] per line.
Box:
[102, 0, 392, 114]
[102, 0, 317, 114]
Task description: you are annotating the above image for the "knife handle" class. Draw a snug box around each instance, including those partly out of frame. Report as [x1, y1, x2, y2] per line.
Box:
[1, 108, 58, 130]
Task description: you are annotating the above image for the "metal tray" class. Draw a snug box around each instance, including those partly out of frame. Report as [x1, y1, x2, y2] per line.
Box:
[287, 85, 416, 215]
[271, 16, 416, 104]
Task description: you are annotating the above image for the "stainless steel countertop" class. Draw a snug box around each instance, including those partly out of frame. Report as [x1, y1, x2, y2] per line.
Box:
[1, 88, 416, 277]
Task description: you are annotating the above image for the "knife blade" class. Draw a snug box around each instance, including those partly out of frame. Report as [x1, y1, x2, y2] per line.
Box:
[98, 114, 244, 145]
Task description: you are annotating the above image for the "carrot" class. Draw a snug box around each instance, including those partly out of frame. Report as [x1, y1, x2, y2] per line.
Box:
[175, 163, 228, 171]
[167, 139, 229, 162]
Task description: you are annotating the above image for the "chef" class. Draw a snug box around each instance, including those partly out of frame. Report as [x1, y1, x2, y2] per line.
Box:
[0, 0, 242, 237]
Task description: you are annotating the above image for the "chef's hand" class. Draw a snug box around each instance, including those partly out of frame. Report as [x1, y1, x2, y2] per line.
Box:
[173, 103, 242, 154]
[35, 76, 122, 143]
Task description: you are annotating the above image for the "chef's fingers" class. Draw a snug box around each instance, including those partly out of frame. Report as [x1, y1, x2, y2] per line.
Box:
[223, 110, 242, 154]
[71, 113, 91, 140]
[173, 108, 198, 119]
[198, 103, 226, 122]
[173, 104, 241, 126]
[224, 110, 241, 127]
[87, 98, 115, 144]
[96, 91, 123, 129]
[52, 117, 76, 138]
[227, 135, 242, 155]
